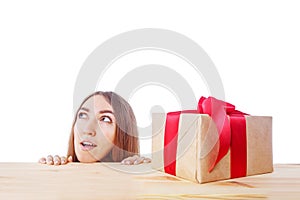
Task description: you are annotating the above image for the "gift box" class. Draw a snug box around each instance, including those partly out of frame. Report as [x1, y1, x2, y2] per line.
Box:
[152, 96, 273, 183]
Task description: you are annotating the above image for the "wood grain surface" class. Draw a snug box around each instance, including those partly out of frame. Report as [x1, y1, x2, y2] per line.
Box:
[0, 163, 299, 199]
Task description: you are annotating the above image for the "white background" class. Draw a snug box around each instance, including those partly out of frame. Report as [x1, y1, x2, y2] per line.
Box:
[0, 0, 299, 163]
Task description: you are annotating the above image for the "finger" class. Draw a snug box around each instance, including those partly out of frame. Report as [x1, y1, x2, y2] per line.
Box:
[143, 158, 151, 163]
[67, 156, 73, 163]
[121, 158, 129, 165]
[60, 156, 67, 165]
[125, 159, 134, 165]
[121, 156, 134, 165]
[121, 158, 126, 165]
[53, 155, 61, 165]
[134, 156, 144, 165]
[46, 155, 54, 165]
[38, 157, 46, 164]
[121, 157, 129, 164]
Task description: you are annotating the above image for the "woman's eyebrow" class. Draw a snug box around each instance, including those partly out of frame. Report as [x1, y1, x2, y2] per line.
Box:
[80, 107, 89, 112]
[80, 107, 114, 114]
[99, 110, 114, 114]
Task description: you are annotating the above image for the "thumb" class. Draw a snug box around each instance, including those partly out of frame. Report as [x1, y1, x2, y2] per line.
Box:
[67, 156, 73, 163]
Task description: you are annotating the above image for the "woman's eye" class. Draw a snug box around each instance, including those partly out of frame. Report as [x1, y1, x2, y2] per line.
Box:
[78, 112, 88, 119]
[100, 116, 112, 123]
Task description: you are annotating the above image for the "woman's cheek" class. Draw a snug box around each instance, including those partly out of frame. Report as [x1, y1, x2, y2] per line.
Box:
[100, 125, 116, 143]
[73, 128, 80, 143]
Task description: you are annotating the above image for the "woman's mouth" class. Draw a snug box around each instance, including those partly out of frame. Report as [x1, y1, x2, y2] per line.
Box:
[80, 141, 97, 151]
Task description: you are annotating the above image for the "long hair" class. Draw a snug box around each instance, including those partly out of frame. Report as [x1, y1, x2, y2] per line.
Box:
[67, 91, 139, 162]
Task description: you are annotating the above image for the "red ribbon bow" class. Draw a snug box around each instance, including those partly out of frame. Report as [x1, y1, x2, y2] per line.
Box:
[164, 96, 248, 178]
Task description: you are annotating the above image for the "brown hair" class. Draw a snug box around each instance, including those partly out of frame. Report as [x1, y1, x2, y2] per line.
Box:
[67, 91, 139, 162]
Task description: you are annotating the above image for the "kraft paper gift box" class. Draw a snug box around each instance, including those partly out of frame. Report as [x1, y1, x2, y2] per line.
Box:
[152, 96, 273, 183]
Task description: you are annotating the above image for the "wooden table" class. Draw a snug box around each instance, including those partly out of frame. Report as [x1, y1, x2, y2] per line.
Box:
[0, 163, 299, 199]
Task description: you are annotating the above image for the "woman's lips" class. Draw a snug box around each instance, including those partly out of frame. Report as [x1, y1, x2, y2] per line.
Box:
[80, 141, 97, 151]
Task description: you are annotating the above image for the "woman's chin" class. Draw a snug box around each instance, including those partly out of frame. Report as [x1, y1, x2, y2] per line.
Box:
[77, 155, 99, 163]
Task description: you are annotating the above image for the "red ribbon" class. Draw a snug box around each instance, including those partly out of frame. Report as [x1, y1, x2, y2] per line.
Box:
[163, 96, 248, 178]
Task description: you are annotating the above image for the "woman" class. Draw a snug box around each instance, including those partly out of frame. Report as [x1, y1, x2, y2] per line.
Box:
[39, 91, 151, 165]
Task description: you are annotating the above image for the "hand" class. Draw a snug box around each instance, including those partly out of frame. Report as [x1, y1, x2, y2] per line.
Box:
[38, 155, 72, 165]
[121, 155, 151, 165]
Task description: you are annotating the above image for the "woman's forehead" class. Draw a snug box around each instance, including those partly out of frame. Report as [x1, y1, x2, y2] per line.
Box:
[81, 95, 113, 112]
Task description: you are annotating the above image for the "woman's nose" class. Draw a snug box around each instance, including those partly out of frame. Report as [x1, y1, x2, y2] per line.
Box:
[83, 129, 96, 137]
[82, 119, 96, 136]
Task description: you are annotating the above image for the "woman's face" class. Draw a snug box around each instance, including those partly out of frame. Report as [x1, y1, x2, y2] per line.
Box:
[74, 95, 116, 162]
